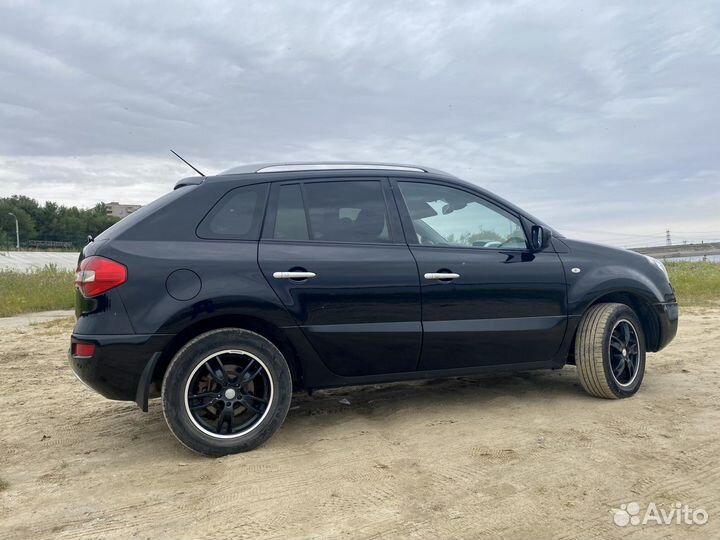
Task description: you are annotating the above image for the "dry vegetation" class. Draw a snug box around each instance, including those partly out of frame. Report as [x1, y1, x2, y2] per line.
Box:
[665, 261, 720, 306]
[0, 266, 74, 317]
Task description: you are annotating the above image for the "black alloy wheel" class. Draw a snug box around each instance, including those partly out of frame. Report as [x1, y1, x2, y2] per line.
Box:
[608, 319, 641, 387]
[184, 350, 273, 438]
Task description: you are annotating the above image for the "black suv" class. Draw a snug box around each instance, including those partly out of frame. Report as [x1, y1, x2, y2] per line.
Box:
[70, 162, 678, 455]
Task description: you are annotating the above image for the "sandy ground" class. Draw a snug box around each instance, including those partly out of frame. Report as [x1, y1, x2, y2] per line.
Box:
[0, 310, 718, 540]
[0, 310, 74, 332]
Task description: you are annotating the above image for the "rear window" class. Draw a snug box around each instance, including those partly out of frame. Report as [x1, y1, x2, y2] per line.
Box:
[197, 183, 268, 240]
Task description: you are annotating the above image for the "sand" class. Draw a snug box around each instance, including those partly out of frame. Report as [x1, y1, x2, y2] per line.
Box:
[1, 309, 718, 539]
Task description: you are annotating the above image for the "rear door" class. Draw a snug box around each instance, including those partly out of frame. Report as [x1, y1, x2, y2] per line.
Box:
[258, 177, 422, 377]
[393, 179, 567, 371]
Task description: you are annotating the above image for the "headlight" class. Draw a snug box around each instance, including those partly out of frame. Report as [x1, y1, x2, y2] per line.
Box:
[645, 255, 669, 282]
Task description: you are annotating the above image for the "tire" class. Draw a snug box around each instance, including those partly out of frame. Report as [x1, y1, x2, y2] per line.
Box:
[575, 303, 646, 399]
[162, 328, 292, 456]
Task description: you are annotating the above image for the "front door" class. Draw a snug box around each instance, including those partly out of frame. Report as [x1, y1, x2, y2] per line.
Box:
[393, 179, 567, 371]
[258, 178, 422, 377]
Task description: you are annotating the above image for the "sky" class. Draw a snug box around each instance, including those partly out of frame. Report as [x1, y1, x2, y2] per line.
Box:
[1, 0, 719, 248]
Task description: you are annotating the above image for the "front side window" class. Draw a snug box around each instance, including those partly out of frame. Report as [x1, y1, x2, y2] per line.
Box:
[398, 182, 527, 249]
[197, 183, 268, 240]
[273, 180, 391, 243]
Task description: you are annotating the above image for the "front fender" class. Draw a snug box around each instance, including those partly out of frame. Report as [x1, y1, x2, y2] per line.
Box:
[558, 239, 675, 317]
[567, 265, 666, 317]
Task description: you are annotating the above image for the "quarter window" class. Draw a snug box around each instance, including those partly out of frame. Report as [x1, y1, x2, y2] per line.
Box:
[197, 184, 268, 240]
[398, 182, 527, 249]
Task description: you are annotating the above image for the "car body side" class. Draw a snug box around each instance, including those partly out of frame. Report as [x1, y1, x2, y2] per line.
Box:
[69, 169, 678, 409]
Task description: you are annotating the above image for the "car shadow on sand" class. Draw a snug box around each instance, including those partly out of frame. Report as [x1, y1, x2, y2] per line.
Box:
[285, 366, 587, 423]
[106, 365, 590, 457]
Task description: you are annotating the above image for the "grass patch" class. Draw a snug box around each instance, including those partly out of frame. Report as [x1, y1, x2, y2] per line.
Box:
[0, 477, 8, 492]
[666, 261, 720, 306]
[0, 265, 75, 317]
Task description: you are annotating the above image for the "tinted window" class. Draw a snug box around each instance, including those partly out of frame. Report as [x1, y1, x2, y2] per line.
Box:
[398, 182, 527, 249]
[94, 186, 194, 242]
[197, 183, 268, 240]
[302, 181, 390, 243]
[273, 184, 309, 240]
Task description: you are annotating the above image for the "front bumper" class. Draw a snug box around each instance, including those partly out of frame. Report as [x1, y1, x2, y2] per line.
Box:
[69, 333, 173, 402]
[652, 301, 679, 352]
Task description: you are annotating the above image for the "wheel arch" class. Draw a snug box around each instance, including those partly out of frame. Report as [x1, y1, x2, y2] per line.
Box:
[576, 290, 662, 353]
[150, 314, 304, 396]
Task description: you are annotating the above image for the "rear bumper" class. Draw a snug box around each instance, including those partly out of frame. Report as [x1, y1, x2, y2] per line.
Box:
[69, 333, 173, 402]
[653, 301, 679, 352]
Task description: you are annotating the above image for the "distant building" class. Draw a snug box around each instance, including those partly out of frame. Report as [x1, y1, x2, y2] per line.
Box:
[105, 202, 141, 219]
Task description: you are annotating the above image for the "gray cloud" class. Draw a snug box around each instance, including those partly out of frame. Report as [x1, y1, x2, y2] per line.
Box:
[1, 0, 719, 246]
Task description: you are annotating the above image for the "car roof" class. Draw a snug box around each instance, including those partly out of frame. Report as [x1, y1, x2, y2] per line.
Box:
[174, 162, 459, 189]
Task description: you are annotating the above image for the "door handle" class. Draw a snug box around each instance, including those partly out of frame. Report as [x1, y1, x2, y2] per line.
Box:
[272, 271, 317, 280]
[424, 272, 460, 280]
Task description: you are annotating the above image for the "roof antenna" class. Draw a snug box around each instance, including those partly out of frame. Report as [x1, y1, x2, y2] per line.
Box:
[170, 149, 205, 177]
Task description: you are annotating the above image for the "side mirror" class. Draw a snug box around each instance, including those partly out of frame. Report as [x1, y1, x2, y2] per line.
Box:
[530, 225, 551, 251]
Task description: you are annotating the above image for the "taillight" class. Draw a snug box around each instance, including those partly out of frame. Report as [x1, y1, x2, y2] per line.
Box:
[75, 256, 127, 297]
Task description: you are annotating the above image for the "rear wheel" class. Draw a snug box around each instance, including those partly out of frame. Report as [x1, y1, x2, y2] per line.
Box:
[162, 328, 292, 456]
[575, 303, 646, 399]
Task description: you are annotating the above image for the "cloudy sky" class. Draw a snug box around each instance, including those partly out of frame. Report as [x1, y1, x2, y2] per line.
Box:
[1, 0, 719, 247]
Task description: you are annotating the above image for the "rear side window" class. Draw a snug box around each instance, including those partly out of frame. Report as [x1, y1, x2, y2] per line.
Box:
[197, 184, 268, 240]
[272, 180, 391, 243]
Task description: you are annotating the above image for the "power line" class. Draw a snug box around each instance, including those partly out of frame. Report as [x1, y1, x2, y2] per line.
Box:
[561, 227, 720, 240]
[560, 227, 666, 238]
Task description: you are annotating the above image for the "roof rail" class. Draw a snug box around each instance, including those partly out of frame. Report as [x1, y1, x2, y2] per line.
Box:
[219, 162, 445, 176]
[256, 163, 426, 173]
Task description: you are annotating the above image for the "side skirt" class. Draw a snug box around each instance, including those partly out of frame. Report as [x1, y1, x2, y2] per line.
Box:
[306, 359, 560, 392]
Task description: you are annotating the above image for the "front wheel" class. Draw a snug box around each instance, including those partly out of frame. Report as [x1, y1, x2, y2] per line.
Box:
[575, 303, 646, 399]
[162, 328, 292, 456]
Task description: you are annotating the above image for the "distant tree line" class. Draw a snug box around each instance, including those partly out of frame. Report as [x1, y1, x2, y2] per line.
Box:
[0, 195, 120, 250]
